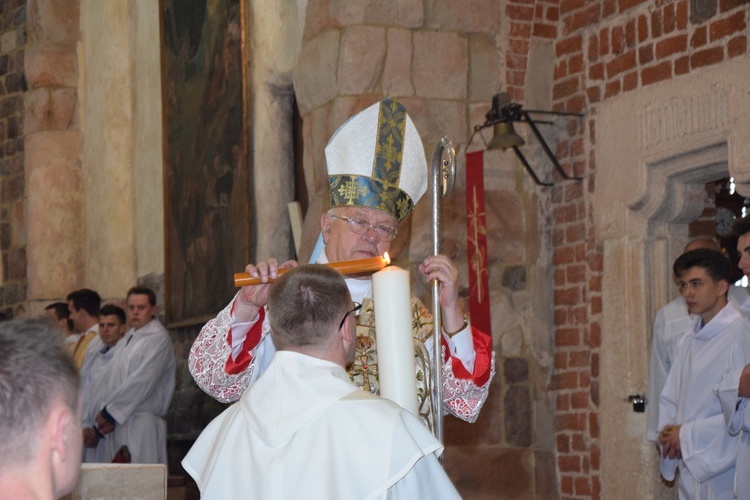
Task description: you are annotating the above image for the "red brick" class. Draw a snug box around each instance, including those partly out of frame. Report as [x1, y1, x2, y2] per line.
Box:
[590, 296, 602, 314]
[589, 412, 600, 438]
[556, 327, 581, 346]
[691, 46, 725, 69]
[569, 350, 588, 367]
[728, 35, 747, 58]
[625, 19, 636, 47]
[623, 70, 638, 92]
[605, 50, 636, 78]
[710, 11, 746, 42]
[533, 22, 557, 38]
[589, 252, 603, 272]
[563, 5, 601, 34]
[691, 26, 707, 48]
[572, 306, 588, 325]
[572, 432, 587, 451]
[592, 476, 602, 499]
[507, 87, 525, 103]
[675, 55, 690, 75]
[555, 351, 569, 369]
[553, 76, 581, 99]
[664, 3, 676, 33]
[555, 61, 568, 79]
[637, 43, 654, 65]
[720, 0, 750, 11]
[557, 392, 571, 411]
[572, 160, 586, 177]
[599, 27, 610, 56]
[553, 247, 576, 266]
[507, 70, 526, 86]
[510, 21, 532, 38]
[651, 10, 662, 38]
[611, 25, 624, 53]
[586, 86, 601, 103]
[641, 60, 672, 86]
[566, 94, 586, 114]
[591, 379, 600, 406]
[575, 476, 593, 495]
[560, 0, 586, 15]
[560, 475, 574, 495]
[547, 6, 560, 21]
[591, 352, 600, 377]
[589, 322, 601, 347]
[591, 444, 601, 471]
[557, 433, 571, 453]
[507, 53, 528, 70]
[509, 38, 531, 53]
[555, 287, 582, 306]
[556, 413, 586, 433]
[507, 4, 535, 21]
[556, 140, 570, 159]
[552, 371, 579, 391]
[587, 34, 599, 61]
[568, 53, 584, 74]
[618, 0, 647, 12]
[655, 34, 687, 58]
[556, 34, 583, 56]
[572, 390, 589, 410]
[579, 369, 591, 388]
[637, 14, 649, 43]
[676, 0, 688, 29]
[589, 62, 604, 80]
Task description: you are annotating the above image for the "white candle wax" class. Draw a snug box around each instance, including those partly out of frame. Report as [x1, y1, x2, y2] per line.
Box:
[372, 266, 419, 416]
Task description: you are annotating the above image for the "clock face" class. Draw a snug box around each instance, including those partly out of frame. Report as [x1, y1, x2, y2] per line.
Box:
[716, 206, 736, 236]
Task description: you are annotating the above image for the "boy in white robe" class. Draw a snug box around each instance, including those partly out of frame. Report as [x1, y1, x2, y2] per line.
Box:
[183, 264, 459, 499]
[658, 248, 744, 499]
[80, 304, 127, 462]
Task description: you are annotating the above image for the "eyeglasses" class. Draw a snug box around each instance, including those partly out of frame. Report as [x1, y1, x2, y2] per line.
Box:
[339, 302, 362, 330]
[329, 214, 398, 242]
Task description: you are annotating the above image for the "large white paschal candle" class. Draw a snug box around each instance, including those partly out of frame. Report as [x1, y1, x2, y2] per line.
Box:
[372, 265, 419, 416]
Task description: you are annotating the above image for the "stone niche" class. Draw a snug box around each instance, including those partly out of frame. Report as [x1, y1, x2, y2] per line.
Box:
[594, 56, 750, 497]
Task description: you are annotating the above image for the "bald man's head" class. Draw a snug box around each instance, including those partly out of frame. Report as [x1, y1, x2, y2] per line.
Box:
[685, 236, 720, 253]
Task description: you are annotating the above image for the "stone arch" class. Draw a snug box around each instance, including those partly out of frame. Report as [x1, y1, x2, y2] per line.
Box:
[595, 57, 750, 497]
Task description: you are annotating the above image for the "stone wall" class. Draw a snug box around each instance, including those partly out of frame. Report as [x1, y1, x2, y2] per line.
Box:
[0, 0, 28, 317]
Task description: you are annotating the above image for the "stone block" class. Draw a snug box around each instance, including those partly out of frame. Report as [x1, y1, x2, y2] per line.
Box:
[400, 98, 467, 145]
[25, 130, 81, 173]
[383, 28, 414, 97]
[502, 265, 527, 291]
[444, 446, 533, 499]
[413, 31, 467, 99]
[64, 463, 167, 500]
[329, 0, 423, 28]
[469, 34, 502, 101]
[294, 30, 339, 115]
[301, 0, 338, 42]
[1, 30, 17, 53]
[444, 360, 502, 447]
[504, 385, 532, 446]
[8, 246, 25, 280]
[25, 44, 77, 88]
[24, 87, 50, 133]
[27, 0, 80, 45]
[424, 0, 502, 33]
[50, 87, 78, 129]
[504, 356, 529, 383]
[337, 26, 385, 95]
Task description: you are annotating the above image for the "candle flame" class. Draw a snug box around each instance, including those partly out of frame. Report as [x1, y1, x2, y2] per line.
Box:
[384, 252, 391, 264]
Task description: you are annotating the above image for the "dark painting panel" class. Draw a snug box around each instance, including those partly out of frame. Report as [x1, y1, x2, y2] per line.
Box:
[160, 0, 252, 327]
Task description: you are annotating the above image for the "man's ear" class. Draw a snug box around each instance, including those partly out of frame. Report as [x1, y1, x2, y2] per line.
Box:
[49, 405, 72, 463]
[341, 315, 355, 344]
[320, 213, 332, 244]
[718, 279, 730, 296]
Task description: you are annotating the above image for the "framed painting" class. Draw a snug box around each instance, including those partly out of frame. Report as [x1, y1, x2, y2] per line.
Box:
[160, 0, 253, 327]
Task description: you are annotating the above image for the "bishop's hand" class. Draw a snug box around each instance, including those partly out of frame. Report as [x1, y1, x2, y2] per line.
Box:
[234, 258, 297, 322]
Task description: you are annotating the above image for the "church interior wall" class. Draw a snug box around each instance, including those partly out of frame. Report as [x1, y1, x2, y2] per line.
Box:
[2, 0, 750, 498]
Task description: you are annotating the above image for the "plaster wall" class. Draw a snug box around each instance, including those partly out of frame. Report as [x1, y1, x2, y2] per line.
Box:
[596, 56, 750, 497]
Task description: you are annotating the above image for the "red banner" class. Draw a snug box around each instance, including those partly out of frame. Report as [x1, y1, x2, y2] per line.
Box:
[465, 151, 492, 335]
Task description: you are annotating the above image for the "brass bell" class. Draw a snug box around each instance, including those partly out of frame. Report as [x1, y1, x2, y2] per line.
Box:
[488, 121, 525, 151]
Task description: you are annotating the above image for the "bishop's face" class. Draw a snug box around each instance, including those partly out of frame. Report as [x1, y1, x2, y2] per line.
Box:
[321, 207, 395, 266]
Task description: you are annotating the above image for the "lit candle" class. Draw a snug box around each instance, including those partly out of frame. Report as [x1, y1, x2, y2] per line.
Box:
[371, 265, 419, 416]
[233, 253, 390, 287]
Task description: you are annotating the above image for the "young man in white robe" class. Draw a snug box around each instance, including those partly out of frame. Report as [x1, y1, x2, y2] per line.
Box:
[647, 237, 748, 442]
[94, 287, 176, 465]
[658, 248, 744, 499]
[183, 264, 460, 499]
[715, 215, 750, 499]
[80, 304, 127, 462]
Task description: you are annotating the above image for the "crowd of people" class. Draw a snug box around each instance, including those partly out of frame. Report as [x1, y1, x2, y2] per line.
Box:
[44, 285, 176, 467]
[647, 219, 750, 499]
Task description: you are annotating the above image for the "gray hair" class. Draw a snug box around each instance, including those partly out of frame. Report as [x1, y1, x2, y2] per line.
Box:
[0, 318, 79, 468]
[268, 264, 351, 350]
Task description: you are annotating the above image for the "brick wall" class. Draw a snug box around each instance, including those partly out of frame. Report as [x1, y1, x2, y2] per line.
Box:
[524, 0, 749, 498]
[0, 1, 26, 317]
